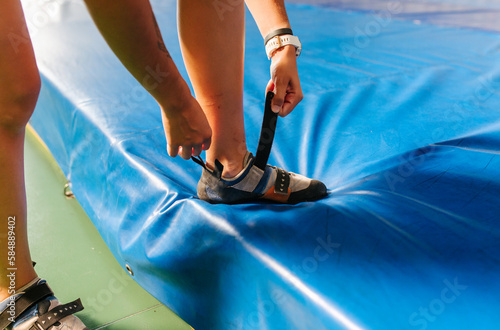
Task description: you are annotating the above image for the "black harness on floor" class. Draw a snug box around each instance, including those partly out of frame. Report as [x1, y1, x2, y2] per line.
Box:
[0, 265, 85, 330]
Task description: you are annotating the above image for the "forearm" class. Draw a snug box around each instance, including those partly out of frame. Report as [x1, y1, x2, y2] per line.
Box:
[83, 0, 190, 108]
[245, 0, 302, 116]
[245, 0, 291, 38]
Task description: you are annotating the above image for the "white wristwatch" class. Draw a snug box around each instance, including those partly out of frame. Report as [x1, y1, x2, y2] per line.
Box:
[265, 35, 302, 60]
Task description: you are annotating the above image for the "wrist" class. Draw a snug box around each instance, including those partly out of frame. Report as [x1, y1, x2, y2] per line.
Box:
[270, 44, 297, 60]
[158, 77, 194, 115]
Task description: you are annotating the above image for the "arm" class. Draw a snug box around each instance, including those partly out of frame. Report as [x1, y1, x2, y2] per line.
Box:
[83, 0, 211, 159]
[245, 0, 303, 117]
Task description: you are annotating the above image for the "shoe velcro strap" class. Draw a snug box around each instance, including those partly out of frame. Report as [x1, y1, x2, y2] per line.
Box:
[31, 298, 84, 330]
[0, 282, 54, 329]
[274, 168, 290, 195]
[254, 91, 278, 171]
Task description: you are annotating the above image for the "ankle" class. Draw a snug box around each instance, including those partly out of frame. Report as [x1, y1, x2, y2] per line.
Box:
[207, 153, 247, 178]
[221, 162, 245, 179]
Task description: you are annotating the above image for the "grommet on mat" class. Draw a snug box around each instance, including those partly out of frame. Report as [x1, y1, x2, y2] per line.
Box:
[64, 182, 75, 199]
[126, 264, 134, 276]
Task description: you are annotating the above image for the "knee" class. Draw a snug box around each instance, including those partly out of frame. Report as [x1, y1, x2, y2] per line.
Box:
[0, 73, 41, 131]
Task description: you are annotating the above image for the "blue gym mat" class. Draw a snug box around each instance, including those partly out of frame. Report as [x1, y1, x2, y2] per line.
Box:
[24, 0, 500, 328]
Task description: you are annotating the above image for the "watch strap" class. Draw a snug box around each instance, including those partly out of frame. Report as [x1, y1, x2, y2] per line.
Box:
[265, 35, 302, 59]
[264, 28, 293, 46]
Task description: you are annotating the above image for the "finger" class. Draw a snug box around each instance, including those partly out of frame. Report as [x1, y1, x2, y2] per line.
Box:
[193, 144, 203, 157]
[202, 136, 212, 151]
[265, 79, 275, 94]
[167, 144, 179, 158]
[280, 90, 303, 117]
[179, 146, 192, 160]
[272, 79, 287, 113]
[281, 101, 295, 117]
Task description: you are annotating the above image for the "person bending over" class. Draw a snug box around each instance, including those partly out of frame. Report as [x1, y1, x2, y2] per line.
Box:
[0, 0, 326, 328]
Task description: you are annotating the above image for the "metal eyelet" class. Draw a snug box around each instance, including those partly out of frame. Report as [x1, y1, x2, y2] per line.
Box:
[64, 183, 75, 199]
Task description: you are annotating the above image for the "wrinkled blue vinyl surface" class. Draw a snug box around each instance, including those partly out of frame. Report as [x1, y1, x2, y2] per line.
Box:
[24, 0, 500, 328]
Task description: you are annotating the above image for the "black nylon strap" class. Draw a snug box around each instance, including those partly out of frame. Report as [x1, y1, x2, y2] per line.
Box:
[191, 156, 222, 179]
[274, 168, 290, 195]
[254, 92, 278, 171]
[0, 282, 54, 329]
[191, 156, 207, 170]
[264, 28, 294, 46]
[31, 298, 84, 330]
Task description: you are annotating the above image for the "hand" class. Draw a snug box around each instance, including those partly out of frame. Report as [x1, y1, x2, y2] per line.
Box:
[265, 45, 303, 117]
[161, 95, 212, 160]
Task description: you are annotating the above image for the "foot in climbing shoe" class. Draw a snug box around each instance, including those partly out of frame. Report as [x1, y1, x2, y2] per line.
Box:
[194, 151, 328, 204]
[0, 278, 88, 330]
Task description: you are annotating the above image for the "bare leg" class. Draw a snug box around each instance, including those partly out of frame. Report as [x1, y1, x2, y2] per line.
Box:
[0, 0, 40, 301]
[178, 0, 247, 177]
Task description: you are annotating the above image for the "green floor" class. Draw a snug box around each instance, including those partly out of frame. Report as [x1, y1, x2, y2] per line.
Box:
[25, 127, 192, 330]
